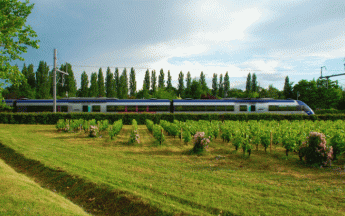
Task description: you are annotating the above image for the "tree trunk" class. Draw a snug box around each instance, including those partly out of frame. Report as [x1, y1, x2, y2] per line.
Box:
[248, 149, 251, 156]
[286, 149, 289, 157]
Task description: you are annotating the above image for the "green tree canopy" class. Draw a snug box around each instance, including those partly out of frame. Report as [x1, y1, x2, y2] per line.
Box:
[105, 67, 115, 97]
[36, 61, 50, 99]
[97, 68, 105, 97]
[185, 71, 192, 98]
[223, 72, 230, 98]
[158, 68, 165, 89]
[212, 73, 218, 96]
[144, 69, 150, 91]
[166, 70, 172, 90]
[151, 70, 156, 94]
[79, 71, 89, 97]
[218, 74, 223, 98]
[129, 67, 136, 97]
[114, 67, 119, 98]
[190, 79, 202, 99]
[89, 72, 98, 97]
[0, 0, 40, 92]
[245, 73, 251, 93]
[177, 71, 184, 98]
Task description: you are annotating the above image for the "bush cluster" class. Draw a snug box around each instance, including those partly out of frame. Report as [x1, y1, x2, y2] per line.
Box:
[299, 132, 333, 167]
[192, 132, 210, 154]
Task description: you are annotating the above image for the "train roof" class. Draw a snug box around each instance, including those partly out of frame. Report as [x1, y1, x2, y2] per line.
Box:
[14, 98, 171, 103]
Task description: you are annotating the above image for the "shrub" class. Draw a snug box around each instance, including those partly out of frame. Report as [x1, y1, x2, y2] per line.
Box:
[329, 132, 345, 160]
[56, 119, 66, 131]
[89, 125, 99, 137]
[192, 132, 210, 154]
[108, 119, 123, 140]
[299, 132, 333, 167]
[182, 130, 191, 144]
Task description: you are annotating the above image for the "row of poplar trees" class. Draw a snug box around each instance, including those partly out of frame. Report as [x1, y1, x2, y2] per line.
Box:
[5, 61, 345, 111]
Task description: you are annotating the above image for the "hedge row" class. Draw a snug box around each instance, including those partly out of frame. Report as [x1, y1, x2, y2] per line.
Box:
[0, 112, 341, 125]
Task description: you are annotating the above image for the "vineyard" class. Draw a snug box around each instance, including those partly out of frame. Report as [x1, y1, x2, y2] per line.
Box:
[0, 121, 344, 216]
[54, 118, 345, 163]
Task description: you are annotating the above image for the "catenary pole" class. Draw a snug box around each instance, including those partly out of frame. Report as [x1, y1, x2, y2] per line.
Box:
[53, 49, 57, 112]
[53, 49, 68, 113]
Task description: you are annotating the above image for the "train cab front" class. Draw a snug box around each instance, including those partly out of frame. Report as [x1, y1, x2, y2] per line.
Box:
[296, 100, 314, 115]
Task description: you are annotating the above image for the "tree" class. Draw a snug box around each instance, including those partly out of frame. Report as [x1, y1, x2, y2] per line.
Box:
[190, 79, 202, 99]
[167, 70, 172, 90]
[57, 63, 77, 97]
[36, 61, 50, 99]
[245, 73, 251, 93]
[266, 84, 281, 99]
[283, 76, 294, 99]
[97, 68, 105, 97]
[105, 67, 115, 97]
[144, 69, 150, 91]
[114, 67, 119, 98]
[158, 68, 165, 89]
[251, 73, 258, 93]
[185, 71, 192, 98]
[223, 71, 230, 98]
[177, 71, 184, 98]
[119, 68, 128, 99]
[79, 71, 89, 97]
[153, 87, 177, 100]
[218, 74, 223, 98]
[212, 73, 218, 96]
[199, 71, 209, 95]
[129, 67, 136, 97]
[0, 0, 40, 95]
[151, 70, 157, 94]
[89, 72, 98, 97]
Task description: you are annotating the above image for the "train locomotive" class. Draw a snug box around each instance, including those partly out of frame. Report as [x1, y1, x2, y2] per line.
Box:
[4, 97, 315, 115]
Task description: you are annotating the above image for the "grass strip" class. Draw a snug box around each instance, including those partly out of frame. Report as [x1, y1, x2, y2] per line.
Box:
[0, 142, 169, 216]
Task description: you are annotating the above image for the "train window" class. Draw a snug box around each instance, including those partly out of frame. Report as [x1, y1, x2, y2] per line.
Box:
[226, 106, 234, 111]
[60, 106, 68, 112]
[194, 106, 205, 111]
[217, 106, 226, 111]
[26, 106, 53, 112]
[107, 106, 116, 112]
[239, 105, 247, 111]
[127, 106, 137, 112]
[83, 105, 88, 112]
[150, 106, 169, 111]
[116, 106, 126, 112]
[269, 105, 278, 111]
[287, 106, 298, 111]
[138, 106, 147, 112]
[175, 106, 184, 111]
[92, 105, 100, 112]
[205, 106, 216, 111]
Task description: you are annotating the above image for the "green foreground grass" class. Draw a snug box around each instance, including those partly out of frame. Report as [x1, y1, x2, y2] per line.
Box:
[0, 124, 344, 216]
[0, 157, 90, 215]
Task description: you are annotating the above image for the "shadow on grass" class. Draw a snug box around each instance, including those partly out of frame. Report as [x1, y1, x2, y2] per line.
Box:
[0, 142, 170, 216]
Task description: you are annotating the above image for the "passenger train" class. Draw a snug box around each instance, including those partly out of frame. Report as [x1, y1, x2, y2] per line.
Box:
[4, 98, 315, 115]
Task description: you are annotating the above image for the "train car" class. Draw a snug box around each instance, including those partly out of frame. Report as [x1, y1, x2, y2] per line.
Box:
[172, 98, 314, 115]
[11, 98, 171, 113]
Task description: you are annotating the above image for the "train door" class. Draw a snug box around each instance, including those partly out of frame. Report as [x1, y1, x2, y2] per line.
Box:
[250, 105, 256, 112]
[83, 105, 88, 112]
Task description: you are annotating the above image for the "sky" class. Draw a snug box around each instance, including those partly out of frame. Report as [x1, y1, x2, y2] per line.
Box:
[12, 0, 345, 92]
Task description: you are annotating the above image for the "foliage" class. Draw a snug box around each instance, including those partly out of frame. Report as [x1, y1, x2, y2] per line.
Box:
[152, 124, 165, 144]
[89, 73, 98, 97]
[128, 119, 140, 145]
[105, 67, 115, 98]
[151, 70, 156, 94]
[158, 68, 164, 89]
[144, 69, 150, 91]
[97, 68, 105, 97]
[177, 71, 184, 98]
[129, 67, 136, 97]
[79, 71, 89, 97]
[299, 132, 333, 167]
[0, 0, 40, 97]
[108, 119, 123, 140]
[329, 132, 345, 160]
[212, 73, 218, 96]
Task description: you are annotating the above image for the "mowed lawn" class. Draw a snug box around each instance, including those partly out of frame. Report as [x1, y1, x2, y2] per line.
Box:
[0, 157, 90, 216]
[0, 124, 344, 216]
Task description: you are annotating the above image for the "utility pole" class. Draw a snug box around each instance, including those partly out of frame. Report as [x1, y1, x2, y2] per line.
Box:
[319, 63, 345, 89]
[53, 49, 68, 113]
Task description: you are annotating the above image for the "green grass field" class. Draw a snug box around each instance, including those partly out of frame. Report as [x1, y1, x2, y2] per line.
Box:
[0, 124, 344, 215]
[0, 156, 90, 215]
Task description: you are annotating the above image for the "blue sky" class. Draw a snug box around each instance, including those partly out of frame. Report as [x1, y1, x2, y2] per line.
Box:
[13, 0, 345, 92]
